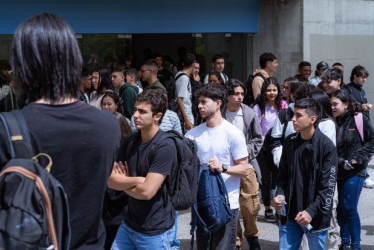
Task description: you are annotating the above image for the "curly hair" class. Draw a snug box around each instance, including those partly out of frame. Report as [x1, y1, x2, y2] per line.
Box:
[255, 77, 283, 115]
[136, 88, 167, 124]
[195, 83, 227, 113]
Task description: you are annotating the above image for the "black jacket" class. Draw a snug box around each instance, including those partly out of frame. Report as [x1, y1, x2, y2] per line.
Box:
[277, 128, 338, 231]
[342, 82, 370, 120]
[336, 112, 374, 180]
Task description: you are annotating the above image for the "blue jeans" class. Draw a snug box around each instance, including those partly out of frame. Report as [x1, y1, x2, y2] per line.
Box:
[279, 220, 327, 250]
[111, 222, 175, 250]
[171, 211, 180, 249]
[337, 175, 365, 250]
[196, 209, 239, 250]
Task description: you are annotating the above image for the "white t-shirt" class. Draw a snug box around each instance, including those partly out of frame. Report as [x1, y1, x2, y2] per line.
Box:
[175, 72, 194, 124]
[185, 120, 248, 209]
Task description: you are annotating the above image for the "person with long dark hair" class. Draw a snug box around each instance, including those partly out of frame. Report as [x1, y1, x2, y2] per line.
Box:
[208, 71, 224, 85]
[331, 90, 374, 250]
[253, 77, 286, 221]
[282, 77, 300, 104]
[90, 68, 114, 109]
[0, 13, 120, 249]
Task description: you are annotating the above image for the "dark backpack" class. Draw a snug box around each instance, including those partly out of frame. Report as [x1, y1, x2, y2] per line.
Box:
[0, 111, 70, 250]
[189, 164, 232, 248]
[127, 130, 200, 210]
[167, 72, 187, 105]
[243, 72, 266, 107]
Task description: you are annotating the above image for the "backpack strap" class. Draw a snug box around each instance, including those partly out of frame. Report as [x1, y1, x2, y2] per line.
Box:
[254, 72, 266, 81]
[0, 110, 34, 159]
[175, 72, 187, 81]
[354, 112, 364, 142]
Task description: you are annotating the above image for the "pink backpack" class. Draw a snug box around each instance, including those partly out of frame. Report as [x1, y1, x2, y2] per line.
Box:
[354, 112, 364, 142]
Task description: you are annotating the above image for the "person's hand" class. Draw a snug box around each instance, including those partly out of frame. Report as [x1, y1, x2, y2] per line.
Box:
[113, 161, 129, 176]
[273, 195, 286, 211]
[295, 211, 311, 227]
[362, 103, 372, 111]
[344, 159, 356, 171]
[193, 74, 200, 82]
[207, 158, 223, 173]
[185, 120, 194, 130]
[9, 80, 15, 87]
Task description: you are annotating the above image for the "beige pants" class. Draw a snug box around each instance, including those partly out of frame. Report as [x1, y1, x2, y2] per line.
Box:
[236, 168, 261, 247]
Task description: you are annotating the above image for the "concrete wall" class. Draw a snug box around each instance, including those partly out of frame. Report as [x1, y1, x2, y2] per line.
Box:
[304, 0, 374, 119]
[253, 0, 304, 83]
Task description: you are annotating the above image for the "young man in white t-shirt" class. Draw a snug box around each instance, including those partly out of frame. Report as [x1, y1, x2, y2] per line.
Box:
[176, 53, 195, 132]
[185, 83, 249, 249]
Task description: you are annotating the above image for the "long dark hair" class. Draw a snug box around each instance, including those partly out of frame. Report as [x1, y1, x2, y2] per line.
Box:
[331, 89, 362, 115]
[208, 71, 223, 84]
[11, 13, 82, 103]
[310, 89, 334, 119]
[101, 91, 122, 114]
[255, 77, 283, 115]
[114, 112, 132, 144]
[97, 69, 114, 94]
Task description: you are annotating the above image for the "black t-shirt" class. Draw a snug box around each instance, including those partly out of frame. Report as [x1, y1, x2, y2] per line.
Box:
[289, 138, 312, 220]
[0, 102, 120, 249]
[117, 130, 176, 235]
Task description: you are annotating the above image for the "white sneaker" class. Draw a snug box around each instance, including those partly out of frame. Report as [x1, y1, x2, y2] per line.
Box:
[364, 178, 374, 189]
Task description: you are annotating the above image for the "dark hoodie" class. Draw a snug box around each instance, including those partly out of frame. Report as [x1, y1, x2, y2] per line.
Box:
[119, 83, 139, 120]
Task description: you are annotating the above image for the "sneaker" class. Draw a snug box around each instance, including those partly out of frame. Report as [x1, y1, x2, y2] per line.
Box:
[265, 208, 275, 221]
[338, 242, 351, 250]
[364, 178, 374, 188]
[246, 236, 262, 250]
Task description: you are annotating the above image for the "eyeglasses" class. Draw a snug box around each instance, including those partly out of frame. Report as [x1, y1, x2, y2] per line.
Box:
[282, 85, 289, 90]
[140, 69, 151, 73]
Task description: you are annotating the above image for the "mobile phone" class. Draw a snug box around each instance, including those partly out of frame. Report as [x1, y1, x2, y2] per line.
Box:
[345, 161, 354, 169]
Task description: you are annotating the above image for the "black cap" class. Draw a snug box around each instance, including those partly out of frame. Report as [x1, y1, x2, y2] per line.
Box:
[316, 61, 329, 70]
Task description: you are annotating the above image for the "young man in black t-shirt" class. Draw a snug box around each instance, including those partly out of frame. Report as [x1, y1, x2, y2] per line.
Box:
[108, 89, 177, 249]
[274, 99, 338, 250]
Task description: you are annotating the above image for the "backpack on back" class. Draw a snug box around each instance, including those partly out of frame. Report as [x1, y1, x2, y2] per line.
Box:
[167, 72, 187, 105]
[127, 130, 200, 211]
[243, 72, 266, 107]
[0, 111, 70, 250]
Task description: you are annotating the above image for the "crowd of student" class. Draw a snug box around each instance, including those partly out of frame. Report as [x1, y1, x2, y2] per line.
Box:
[1, 13, 373, 250]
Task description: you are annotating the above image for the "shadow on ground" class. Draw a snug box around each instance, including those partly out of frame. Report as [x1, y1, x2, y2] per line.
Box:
[179, 238, 279, 250]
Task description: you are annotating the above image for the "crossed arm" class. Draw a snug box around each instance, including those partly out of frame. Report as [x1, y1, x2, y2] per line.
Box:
[107, 161, 166, 200]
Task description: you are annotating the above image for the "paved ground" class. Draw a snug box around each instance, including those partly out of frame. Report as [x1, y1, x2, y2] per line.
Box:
[176, 168, 374, 250]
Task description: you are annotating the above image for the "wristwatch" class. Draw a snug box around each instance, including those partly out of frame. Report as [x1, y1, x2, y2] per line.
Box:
[222, 164, 228, 173]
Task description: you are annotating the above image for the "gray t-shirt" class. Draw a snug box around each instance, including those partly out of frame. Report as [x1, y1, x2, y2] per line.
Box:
[175, 71, 194, 124]
[225, 108, 244, 133]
